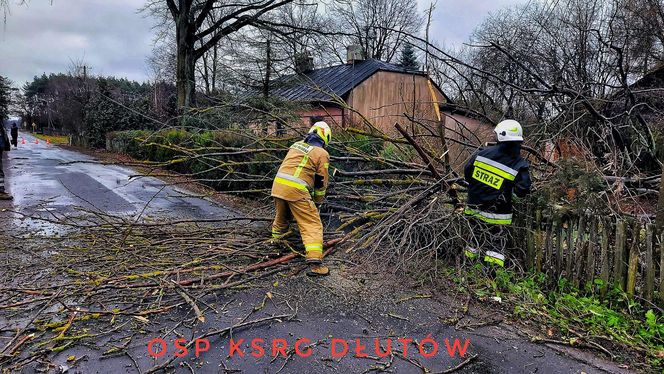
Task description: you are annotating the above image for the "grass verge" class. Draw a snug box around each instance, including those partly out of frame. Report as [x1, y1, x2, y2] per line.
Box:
[33, 133, 70, 145]
[448, 264, 664, 372]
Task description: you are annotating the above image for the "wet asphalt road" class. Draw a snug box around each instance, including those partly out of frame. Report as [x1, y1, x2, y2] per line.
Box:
[3, 131, 236, 227]
[0, 134, 636, 374]
[42, 271, 635, 374]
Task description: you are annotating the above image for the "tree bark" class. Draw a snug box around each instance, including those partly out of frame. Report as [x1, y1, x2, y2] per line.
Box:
[657, 162, 664, 234]
[175, 0, 196, 111]
[263, 38, 271, 99]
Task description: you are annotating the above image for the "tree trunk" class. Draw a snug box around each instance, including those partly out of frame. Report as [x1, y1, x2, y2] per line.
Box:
[263, 38, 271, 99]
[657, 162, 664, 234]
[201, 51, 211, 95]
[212, 44, 218, 93]
[175, 3, 196, 111]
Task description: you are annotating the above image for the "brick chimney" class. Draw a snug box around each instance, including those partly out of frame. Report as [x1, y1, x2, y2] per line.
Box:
[346, 45, 364, 64]
[295, 53, 314, 74]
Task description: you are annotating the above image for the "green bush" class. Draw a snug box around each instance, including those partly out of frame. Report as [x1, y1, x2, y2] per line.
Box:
[109, 128, 279, 192]
[83, 79, 153, 148]
[455, 267, 664, 369]
[528, 159, 608, 214]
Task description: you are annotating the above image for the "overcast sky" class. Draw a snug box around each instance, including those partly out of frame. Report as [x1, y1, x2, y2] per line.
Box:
[0, 0, 523, 87]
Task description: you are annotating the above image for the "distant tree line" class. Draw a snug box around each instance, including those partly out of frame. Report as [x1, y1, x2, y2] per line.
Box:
[0, 76, 11, 122]
[17, 73, 177, 148]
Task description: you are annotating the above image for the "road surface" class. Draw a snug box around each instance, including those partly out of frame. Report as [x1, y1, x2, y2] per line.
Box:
[0, 133, 634, 374]
[2, 131, 235, 231]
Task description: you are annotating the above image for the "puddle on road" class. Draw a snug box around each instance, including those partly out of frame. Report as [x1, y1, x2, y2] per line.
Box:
[10, 214, 75, 239]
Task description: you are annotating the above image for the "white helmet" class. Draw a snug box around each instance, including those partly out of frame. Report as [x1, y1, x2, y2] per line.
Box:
[494, 120, 523, 142]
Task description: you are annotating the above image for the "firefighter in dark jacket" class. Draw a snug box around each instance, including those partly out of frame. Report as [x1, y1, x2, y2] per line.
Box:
[463, 120, 531, 268]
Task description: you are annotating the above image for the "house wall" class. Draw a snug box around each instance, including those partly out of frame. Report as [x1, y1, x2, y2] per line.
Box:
[442, 111, 495, 171]
[297, 106, 344, 128]
[339, 70, 497, 172]
[251, 106, 343, 137]
[346, 71, 444, 133]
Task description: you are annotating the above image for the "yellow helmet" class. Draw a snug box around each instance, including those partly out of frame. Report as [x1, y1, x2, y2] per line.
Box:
[309, 121, 332, 146]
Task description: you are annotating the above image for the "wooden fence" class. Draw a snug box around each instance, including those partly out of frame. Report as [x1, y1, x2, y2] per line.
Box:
[512, 208, 663, 306]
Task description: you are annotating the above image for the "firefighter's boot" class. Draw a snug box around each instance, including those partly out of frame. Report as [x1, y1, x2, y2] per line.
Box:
[307, 264, 330, 276]
[305, 248, 329, 276]
[482, 251, 505, 279]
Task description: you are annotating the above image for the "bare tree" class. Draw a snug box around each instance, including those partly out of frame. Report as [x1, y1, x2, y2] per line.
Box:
[216, 1, 326, 92]
[328, 0, 423, 63]
[422, 0, 664, 176]
[142, 0, 296, 111]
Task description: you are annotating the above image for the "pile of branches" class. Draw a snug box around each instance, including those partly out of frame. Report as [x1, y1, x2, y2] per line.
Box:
[0, 213, 348, 371]
[0, 116, 475, 370]
[1, 110, 653, 370]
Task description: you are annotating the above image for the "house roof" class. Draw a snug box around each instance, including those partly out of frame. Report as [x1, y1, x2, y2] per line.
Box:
[268, 59, 433, 102]
[631, 63, 664, 90]
[604, 63, 664, 115]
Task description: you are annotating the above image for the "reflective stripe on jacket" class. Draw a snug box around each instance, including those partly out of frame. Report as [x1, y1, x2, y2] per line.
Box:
[271, 141, 330, 203]
[463, 142, 531, 224]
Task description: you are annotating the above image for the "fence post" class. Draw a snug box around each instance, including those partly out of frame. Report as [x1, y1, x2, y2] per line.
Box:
[526, 224, 535, 271]
[645, 223, 655, 302]
[599, 217, 611, 298]
[573, 213, 587, 288]
[535, 210, 543, 273]
[626, 220, 640, 298]
[613, 219, 626, 290]
[659, 233, 664, 306]
[555, 217, 564, 277]
[544, 212, 554, 276]
[566, 218, 575, 278]
[586, 216, 597, 288]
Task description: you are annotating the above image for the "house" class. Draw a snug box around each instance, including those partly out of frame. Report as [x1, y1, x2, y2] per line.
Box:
[436, 103, 497, 166]
[267, 56, 450, 131]
[258, 52, 494, 169]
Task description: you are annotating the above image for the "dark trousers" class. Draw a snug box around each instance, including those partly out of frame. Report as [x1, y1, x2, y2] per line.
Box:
[0, 150, 4, 193]
[464, 217, 509, 267]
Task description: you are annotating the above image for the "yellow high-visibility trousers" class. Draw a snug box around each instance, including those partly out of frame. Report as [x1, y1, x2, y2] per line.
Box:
[272, 197, 323, 262]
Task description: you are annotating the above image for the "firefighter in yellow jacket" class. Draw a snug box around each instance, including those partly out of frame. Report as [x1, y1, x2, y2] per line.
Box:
[271, 121, 331, 276]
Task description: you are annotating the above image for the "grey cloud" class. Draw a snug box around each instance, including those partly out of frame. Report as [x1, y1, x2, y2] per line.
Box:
[0, 0, 155, 85]
[0, 0, 525, 87]
[426, 0, 525, 48]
